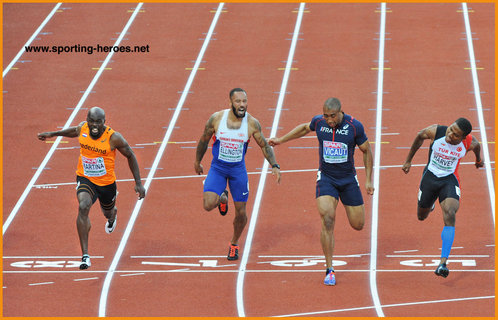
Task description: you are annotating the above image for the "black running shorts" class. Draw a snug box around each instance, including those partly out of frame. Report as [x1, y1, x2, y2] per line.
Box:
[418, 169, 460, 209]
[76, 175, 117, 211]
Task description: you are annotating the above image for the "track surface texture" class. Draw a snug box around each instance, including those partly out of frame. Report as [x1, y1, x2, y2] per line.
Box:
[3, 3, 494, 317]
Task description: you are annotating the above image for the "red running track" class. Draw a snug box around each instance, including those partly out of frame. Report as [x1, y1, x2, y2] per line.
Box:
[2, 3, 494, 317]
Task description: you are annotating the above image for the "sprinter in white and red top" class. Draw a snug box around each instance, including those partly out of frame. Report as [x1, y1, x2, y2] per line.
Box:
[402, 118, 483, 278]
[194, 88, 281, 261]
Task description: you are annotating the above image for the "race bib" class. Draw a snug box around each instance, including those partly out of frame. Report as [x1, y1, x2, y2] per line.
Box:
[218, 140, 244, 163]
[323, 141, 348, 164]
[429, 151, 457, 176]
[81, 156, 107, 177]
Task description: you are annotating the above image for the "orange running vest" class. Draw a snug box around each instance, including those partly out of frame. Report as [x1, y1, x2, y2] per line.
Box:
[76, 122, 116, 186]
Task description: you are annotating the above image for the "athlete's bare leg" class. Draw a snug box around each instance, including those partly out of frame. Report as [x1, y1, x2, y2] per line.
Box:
[202, 191, 227, 211]
[316, 195, 339, 270]
[77, 192, 93, 255]
[231, 202, 247, 244]
[344, 204, 365, 230]
[417, 206, 434, 221]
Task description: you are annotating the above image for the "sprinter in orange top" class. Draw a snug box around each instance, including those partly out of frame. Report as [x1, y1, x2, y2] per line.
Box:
[38, 107, 146, 269]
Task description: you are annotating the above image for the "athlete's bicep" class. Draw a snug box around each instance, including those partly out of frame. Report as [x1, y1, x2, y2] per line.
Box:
[111, 132, 133, 157]
[468, 135, 481, 152]
[358, 140, 372, 154]
[251, 119, 269, 147]
[200, 114, 217, 141]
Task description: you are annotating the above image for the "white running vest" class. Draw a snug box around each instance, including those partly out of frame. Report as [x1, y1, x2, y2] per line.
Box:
[428, 136, 467, 178]
[215, 109, 249, 163]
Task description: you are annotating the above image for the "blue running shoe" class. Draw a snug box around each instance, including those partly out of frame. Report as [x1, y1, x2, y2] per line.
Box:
[324, 268, 336, 286]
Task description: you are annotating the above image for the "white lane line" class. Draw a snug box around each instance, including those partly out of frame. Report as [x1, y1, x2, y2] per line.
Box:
[2, 4, 142, 235]
[3, 3, 62, 77]
[461, 2, 495, 225]
[119, 273, 145, 277]
[369, 2, 387, 318]
[73, 277, 99, 282]
[273, 295, 495, 317]
[258, 254, 370, 258]
[28, 282, 54, 286]
[5, 269, 495, 274]
[97, 3, 225, 317]
[235, 3, 306, 317]
[386, 254, 489, 258]
[31, 161, 492, 188]
[3, 256, 104, 259]
[141, 262, 200, 267]
[130, 256, 226, 258]
[393, 250, 419, 254]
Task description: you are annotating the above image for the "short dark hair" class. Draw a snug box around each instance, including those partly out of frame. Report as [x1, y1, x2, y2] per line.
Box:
[323, 97, 341, 111]
[455, 117, 472, 136]
[229, 88, 246, 99]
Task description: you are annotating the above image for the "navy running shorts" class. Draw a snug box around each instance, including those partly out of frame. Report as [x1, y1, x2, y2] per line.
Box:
[204, 164, 249, 202]
[418, 169, 460, 208]
[316, 170, 364, 206]
[76, 175, 117, 211]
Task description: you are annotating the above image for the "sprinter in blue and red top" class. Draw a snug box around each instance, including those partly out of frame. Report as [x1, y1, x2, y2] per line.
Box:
[402, 118, 483, 278]
[194, 88, 281, 261]
[269, 97, 374, 286]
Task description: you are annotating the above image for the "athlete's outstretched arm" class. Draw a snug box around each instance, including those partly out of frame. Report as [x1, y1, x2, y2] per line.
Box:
[252, 118, 281, 183]
[194, 113, 216, 175]
[37, 121, 84, 140]
[469, 135, 484, 168]
[268, 122, 311, 147]
[402, 124, 437, 174]
[358, 140, 374, 195]
[112, 132, 146, 199]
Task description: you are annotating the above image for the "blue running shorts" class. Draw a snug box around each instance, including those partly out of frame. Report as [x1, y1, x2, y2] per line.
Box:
[204, 164, 249, 202]
[316, 170, 364, 206]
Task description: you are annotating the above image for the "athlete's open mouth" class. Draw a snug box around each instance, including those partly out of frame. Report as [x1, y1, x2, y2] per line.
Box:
[89, 127, 101, 138]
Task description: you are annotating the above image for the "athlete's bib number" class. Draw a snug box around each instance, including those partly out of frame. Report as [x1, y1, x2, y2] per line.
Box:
[218, 141, 244, 163]
[323, 141, 348, 164]
[82, 156, 107, 177]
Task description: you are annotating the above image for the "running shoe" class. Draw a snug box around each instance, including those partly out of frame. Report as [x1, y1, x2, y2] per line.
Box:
[324, 268, 336, 286]
[435, 263, 449, 278]
[80, 254, 91, 270]
[218, 190, 229, 216]
[105, 216, 117, 234]
[227, 243, 239, 261]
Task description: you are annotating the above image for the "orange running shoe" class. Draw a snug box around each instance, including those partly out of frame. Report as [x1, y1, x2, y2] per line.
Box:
[218, 189, 229, 216]
[227, 243, 239, 260]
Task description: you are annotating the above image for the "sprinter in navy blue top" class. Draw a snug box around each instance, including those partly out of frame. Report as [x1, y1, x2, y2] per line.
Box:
[310, 112, 368, 179]
[269, 97, 373, 286]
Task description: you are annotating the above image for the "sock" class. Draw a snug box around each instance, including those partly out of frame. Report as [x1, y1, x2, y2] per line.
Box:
[441, 226, 455, 259]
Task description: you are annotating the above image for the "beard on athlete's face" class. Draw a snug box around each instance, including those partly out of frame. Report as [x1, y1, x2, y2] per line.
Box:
[231, 103, 247, 118]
